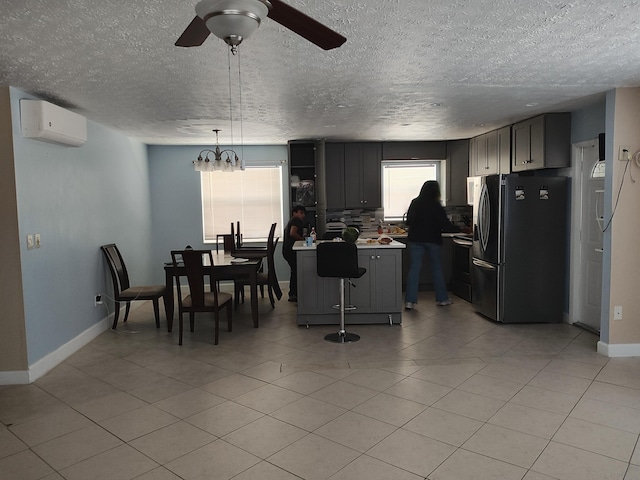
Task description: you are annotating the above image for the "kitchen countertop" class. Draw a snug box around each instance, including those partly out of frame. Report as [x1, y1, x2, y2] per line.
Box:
[293, 239, 406, 250]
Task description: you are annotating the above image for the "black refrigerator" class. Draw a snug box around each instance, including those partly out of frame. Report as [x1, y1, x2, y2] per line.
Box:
[471, 174, 567, 323]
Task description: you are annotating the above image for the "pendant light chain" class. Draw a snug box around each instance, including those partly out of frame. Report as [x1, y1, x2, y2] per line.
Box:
[237, 46, 245, 168]
[227, 46, 234, 152]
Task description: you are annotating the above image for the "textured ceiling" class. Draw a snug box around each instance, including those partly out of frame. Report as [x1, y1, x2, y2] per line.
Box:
[1, 0, 639, 145]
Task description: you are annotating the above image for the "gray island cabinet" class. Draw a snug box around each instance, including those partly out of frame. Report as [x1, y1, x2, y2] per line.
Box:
[293, 240, 406, 326]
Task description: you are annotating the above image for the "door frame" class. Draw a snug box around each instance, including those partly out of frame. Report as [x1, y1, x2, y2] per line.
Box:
[568, 138, 599, 328]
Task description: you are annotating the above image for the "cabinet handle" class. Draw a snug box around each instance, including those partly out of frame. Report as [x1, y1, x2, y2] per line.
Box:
[364, 200, 367, 204]
[376, 255, 380, 259]
[370, 255, 375, 260]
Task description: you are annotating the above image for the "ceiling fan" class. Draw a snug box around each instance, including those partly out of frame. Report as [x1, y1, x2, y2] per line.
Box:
[176, 0, 347, 50]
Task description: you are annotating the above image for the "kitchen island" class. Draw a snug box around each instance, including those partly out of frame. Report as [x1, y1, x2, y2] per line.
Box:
[293, 240, 406, 326]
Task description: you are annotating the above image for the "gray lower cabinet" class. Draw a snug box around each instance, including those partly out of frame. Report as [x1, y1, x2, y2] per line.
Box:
[296, 247, 403, 325]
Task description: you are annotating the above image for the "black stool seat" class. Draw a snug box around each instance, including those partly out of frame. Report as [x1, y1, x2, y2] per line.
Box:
[316, 242, 366, 343]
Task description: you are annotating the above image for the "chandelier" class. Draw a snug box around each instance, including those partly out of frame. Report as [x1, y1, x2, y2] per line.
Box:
[193, 129, 244, 172]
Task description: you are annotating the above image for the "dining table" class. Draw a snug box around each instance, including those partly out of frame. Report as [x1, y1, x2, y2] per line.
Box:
[163, 252, 263, 330]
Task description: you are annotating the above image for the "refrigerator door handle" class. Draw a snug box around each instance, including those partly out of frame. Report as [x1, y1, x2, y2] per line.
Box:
[472, 258, 497, 270]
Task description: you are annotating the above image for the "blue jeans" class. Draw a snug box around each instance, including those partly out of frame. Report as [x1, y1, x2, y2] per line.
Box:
[405, 242, 449, 303]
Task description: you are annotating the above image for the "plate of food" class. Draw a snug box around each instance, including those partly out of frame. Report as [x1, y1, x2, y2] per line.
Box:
[377, 235, 393, 245]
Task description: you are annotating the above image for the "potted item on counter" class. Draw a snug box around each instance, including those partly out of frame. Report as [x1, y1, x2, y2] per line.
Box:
[341, 227, 360, 243]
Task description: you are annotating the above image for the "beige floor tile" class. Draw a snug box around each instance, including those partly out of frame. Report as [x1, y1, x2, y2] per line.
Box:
[272, 370, 338, 394]
[8, 406, 93, 447]
[165, 439, 260, 479]
[315, 411, 397, 452]
[231, 460, 302, 480]
[353, 392, 426, 427]
[241, 360, 292, 382]
[40, 473, 65, 480]
[553, 417, 638, 462]
[99, 404, 179, 442]
[129, 421, 216, 464]
[531, 441, 628, 480]
[462, 423, 549, 468]
[632, 440, 640, 465]
[457, 373, 524, 401]
[200, 373, 268, 399]
[404, 407, 483, 447]
[268, 433, 360, 480]
[59, 444, 158, 480]
[0, 449, 55, 479]
[310, 380, 378, 409]
[153, 388, 226, 418]
[596, 361, 640, 390]
[527, 370, 593, 396]
[410, 362, 486, 387]
[478, 361, 542, 384]
[0, 428, 27, 459]
[222, 416, 307, 458]
[341, 368, 406, 391]
[429, 449, 526, 480]
[185, 400, 264, 437]
[570, 398, 640, 434]
[127, 375, 193, 403]
[522, 471, 559, 480]
[432, 389, 505, 422]
[626, 465, 640, 480]
[489, 402, 566, 439]
[511, 385, 580, 415]
[132, 466, 183, 479]
[32, 424, 122, 470]
[329, 454, 423, 480]
[367, 428, 455, 477]
[384, 376, 452, 405]
[542, 359, 604, 380]
[73, 391, 148, 422]
[271, 396, 347, 431]
[584, 381, 640, 410]
[234, 384, 303, 413]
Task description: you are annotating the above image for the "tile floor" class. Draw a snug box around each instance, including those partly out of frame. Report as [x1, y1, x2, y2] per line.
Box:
[1, 291, 639, 480]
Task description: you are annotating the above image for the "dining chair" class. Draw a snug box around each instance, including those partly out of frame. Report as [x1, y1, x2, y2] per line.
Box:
[100, 244, 166, 330]
[235, 236, 282, 309]
[171, 249, 233, 345]
[232, 222, 277, 259]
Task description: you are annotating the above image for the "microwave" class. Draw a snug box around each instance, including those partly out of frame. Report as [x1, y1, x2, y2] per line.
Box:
[466, 176, 480, 206]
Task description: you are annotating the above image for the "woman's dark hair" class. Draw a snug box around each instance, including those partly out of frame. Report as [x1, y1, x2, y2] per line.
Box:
[418, 181, 441, 202]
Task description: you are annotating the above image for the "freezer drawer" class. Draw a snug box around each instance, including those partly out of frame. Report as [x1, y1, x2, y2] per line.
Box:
[471, 258, 499, 321]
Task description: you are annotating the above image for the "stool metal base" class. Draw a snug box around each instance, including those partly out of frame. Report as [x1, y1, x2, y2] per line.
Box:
[325, 331, 360, 343]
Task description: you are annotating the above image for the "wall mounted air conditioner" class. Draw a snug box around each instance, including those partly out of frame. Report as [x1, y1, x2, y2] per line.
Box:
[20, 99, 87, 147]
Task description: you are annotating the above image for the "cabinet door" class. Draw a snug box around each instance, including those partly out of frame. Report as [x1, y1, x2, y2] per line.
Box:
[512, 121, 531, 172]
[497, 126, 511, 174]
[374, 250, 402, 312]
[485, 130, 498, 175]
[476, 134, 488, 174]
[325, 143, 345, 209]
[348, 252, 375, 312]
[469, 137, 477, 176]
[528, 116, 545, 170]
[344, 144, 363, 208]
[360, 143, 382, 208]
[296, 252, 324, 314]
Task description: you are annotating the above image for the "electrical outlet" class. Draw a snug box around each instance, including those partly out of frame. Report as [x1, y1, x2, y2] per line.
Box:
[618, 146, 632, 161]
[34, 233, 41, 248]
[27, 234, 34, 250]
[613, 305, 622, 320]
[94, 294, 103, 306]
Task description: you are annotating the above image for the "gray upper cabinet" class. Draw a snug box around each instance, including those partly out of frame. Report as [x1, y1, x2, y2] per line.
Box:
[344, 142, 382, 209]
[470, 126, 511, 176]
[325, 143, 345, 210]
[512, 113, 571, 172]
[446, 139, 470, 206]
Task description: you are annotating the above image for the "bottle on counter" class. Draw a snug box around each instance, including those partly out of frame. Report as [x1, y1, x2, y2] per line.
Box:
[310, 227, 317, 243]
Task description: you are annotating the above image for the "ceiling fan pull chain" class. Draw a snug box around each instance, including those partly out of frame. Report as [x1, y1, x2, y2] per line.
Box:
[227, 46, 234, 154]
[237, 46, 245, 170]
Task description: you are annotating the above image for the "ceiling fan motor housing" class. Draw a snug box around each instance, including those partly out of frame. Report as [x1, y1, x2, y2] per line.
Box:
[195, 0, 271, 46]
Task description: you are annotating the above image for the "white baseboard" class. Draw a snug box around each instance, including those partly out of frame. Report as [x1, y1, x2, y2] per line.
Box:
[0, 370, 31, 385]
[597, 341, 640, 357]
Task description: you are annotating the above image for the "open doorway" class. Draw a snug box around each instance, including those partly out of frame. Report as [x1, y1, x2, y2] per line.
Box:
[570, 139, 605, 334]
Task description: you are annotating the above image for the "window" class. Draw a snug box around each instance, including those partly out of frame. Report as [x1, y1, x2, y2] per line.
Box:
[201, 166, 284, 242]
[382, 161, 445, 220]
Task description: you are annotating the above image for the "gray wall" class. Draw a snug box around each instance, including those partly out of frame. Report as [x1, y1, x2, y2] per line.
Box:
[10, 87, 153, 365]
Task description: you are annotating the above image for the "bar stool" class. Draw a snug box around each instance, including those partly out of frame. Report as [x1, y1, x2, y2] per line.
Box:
[316, 242, 366, 343]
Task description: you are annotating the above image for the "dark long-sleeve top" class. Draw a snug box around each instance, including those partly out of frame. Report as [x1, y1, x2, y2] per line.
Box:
[406, 198, 460, 245]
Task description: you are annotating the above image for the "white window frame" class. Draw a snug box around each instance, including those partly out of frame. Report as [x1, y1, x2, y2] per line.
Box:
[381, 160, 447, 221]
[200, 164, 285, 243]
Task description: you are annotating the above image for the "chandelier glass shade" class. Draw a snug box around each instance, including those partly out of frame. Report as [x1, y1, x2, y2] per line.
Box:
[193, 129, 245, 172]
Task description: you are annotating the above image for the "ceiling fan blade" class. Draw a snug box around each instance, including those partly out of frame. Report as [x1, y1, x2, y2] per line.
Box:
[267, 0, 346, 50]
[175, 16, 211, 47]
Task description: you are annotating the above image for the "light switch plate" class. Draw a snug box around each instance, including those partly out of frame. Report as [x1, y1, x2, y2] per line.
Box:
[27, 234, 34, 250]
[613, 305, 623, 320]
[618, 146, 632, 161]
[34, 233, 41, 248]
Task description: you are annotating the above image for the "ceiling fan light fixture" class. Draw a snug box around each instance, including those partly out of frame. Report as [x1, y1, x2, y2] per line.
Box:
[195, 0, 270, 47]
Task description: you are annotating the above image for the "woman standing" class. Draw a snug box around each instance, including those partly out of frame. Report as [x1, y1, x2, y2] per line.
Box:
[404, 181, 460, 309]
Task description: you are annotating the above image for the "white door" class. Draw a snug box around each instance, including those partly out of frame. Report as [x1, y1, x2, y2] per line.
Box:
[577, 144, 604, 332]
